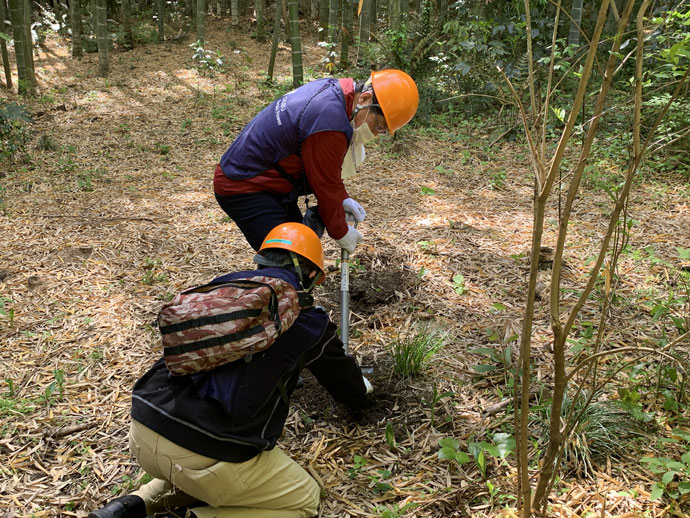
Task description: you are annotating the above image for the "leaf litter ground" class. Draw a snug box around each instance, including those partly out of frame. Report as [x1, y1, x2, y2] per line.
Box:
[1, 17, 689, 518]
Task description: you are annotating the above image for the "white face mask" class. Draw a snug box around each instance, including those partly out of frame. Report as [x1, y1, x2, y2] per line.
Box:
[341, 106, 378, 179]
[351, 105, 378, 145]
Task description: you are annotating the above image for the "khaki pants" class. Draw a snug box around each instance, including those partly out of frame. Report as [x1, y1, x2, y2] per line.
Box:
[129, 420, 320, 518]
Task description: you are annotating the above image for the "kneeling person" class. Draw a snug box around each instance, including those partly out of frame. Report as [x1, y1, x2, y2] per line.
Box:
[90, 223, 372, 518]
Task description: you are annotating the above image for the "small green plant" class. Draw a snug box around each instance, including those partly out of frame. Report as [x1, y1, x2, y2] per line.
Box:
[42, 369, 65, 406]
[468, 432, 516, 478]
[641, 428, 690, 502]
[368, 469, 393, 494]
[434, 164, 454, 177]
[417, 240, 436, 254]
[0, 395, 37, 417]
[36, 134, 59, 151]
[142, 258, 168, 285]
[335, 257, 366, 273]
[451, 274, 466, 295]
[384, 422, 396, 450]
[76, 172, 94, 191]
[419, 185, 436, 195]
[5, 378, 15, 397]
[154, 142, 170, 155]
[438, 437, 470, 465]
[375, 502, 418, 517]
[0, 101, 32, 163]
[490, 169, 507, 190]
[391, 325, 446, 379]
[0, 297, 15, 326]
[190, 41, 225, 75]
[484, 480, 516, 508]
[348, 455, 367, 479]
[426, 383, 454, 428]
[470, 341, 512, 374]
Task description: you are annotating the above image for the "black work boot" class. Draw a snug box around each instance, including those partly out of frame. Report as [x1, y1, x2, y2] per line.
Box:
[88, 495, 147, 518]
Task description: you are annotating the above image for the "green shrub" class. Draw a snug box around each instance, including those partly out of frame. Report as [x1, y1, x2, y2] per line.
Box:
[0, 102, 32, 164]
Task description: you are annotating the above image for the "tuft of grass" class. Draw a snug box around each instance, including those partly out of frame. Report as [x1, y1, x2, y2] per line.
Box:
[391, 324, 447, 379]
[534, 392, 652, 478]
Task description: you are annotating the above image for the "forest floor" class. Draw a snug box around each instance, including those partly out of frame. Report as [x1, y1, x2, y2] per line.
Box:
[1, 15, 690, 518]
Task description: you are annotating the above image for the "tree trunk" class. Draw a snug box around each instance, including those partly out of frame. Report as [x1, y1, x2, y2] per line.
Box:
[437, 0, 446, 29]
[255, 0, 265, 41]
[70, 0, 82, 56]
[318, 0, 327, 40]
[370, 0, 376, 38]
[288, 0, 302, 86]
[157, 0, 165, 41]
[196, 0, 205, 46]
[340, 0, 351, 68]
[267, 0, 282, 80]
[22, 0, 36, 89]
[231, 0, 238, 25]
[94, 0, 108, 77]
[0, 0, 13, 88]
[121, 0, 133, 48]
[8, 0, 27, 93]
[282, 0, 288, 38]
[568, 0, 583, 45]
[310, 0, 316, 21]
[326, 0, 337, 67]
[389, 0, 399, 31]
[358, 0, 370, 46]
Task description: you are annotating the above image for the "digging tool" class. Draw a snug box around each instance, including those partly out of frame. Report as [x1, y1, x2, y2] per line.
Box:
[340, 228, 373, 376]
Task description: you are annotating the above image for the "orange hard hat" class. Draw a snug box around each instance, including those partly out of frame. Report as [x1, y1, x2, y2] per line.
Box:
[259, 223, 325, 284]
[371, 69, 419, 135]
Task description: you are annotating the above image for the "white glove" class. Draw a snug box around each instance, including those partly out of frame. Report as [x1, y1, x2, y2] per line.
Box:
[335, 225, 363, 254]
[362, 376, 373, 395]
[343, 198, 366, 223]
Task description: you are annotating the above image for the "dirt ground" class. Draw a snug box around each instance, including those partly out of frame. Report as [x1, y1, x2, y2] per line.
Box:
[1, 15, 690, 518]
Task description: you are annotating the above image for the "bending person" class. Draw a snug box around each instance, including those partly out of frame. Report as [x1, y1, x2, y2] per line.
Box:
[214, 69, 419, 254]
[89, 223, 372, 518]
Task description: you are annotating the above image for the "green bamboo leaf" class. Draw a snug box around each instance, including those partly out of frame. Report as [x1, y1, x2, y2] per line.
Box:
[476, 449, 486, 477]
[473, 364, 497, 373]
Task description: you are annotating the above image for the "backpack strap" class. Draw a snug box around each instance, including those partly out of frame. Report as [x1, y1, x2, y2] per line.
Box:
[297, 291, 314, 309]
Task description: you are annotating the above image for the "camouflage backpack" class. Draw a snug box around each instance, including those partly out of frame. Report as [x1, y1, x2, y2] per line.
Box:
[158, 276, 311, 376]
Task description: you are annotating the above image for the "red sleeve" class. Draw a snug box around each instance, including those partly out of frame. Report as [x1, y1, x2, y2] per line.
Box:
[302, 131, 350, 240]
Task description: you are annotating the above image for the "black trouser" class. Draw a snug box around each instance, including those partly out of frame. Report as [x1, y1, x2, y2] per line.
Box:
[215, 192, 303, 251]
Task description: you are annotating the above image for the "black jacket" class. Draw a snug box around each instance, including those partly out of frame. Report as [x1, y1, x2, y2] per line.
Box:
[131, 267, 367, 462]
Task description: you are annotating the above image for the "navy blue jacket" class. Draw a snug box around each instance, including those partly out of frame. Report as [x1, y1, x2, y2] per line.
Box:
[131, 267, 367, 462]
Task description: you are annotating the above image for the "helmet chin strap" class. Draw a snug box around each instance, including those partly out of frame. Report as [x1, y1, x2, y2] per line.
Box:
[290, 251, 319, 292]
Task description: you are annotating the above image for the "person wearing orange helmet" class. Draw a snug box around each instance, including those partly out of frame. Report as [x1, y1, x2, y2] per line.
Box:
[89, 223, 372, 518]
[214, 70, 419, 255]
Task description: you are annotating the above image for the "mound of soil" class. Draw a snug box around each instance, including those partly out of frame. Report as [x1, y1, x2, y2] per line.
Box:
[315, 247, 419, 316]
[291, 366, 417, 427]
